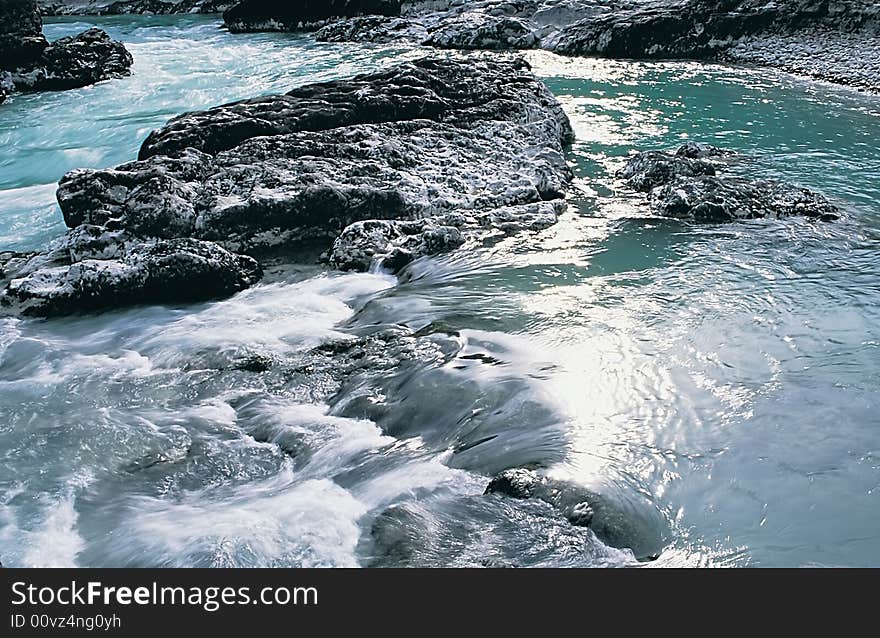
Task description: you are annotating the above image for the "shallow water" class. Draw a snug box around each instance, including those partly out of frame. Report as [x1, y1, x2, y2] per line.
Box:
[1, 16, 878, 567]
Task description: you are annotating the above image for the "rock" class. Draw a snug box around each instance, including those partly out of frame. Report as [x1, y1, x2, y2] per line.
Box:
[0, 1, 133, 100]
[619, 150, 717, 192]
[1, 234, 261, 317]
[485, 468, 670, 560]
[426, 12, 538, 50]
[37, 0, 236, 15]
[223, 0, 403, 32]
[651, 176, 841, 222]
[21, 27, 134, 91]
[315, 15, 426, 43]
[58, 55, 573, 260]
[549, 1, 880, 60]
[1, 0, 49, 72]
[328, 219, 465, 272]
[306, 1, 880, 92]
[4, 55, 572, 316]
[620, 143, 840, 222]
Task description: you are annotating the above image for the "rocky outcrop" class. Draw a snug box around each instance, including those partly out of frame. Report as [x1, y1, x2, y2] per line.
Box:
[37, 0, 235, 15]
[485, 468, 670, 560]
[548, 1, 880, 60]
[619, 142, 840, 223]
[1, 55, 573, 316]
[0, 0, 132, 100]
[310, 1, 880, 91]
[223, 0, 403, 32]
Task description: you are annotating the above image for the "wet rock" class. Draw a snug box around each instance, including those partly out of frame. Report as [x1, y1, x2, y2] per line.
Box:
[549, 0, 880, 60]
[231, 353, 278, 372]
[315, 15, 426, 43]
[620, 143, 840, 222]
[0, 1, 133, 100]
[1, 236, 261, 317]
[5, 55, 571, 316]
[136, 55, 572, 160]
[485, 468, 670, 560]
[619, 150, 717, 192]
[652, 176, 841, 222]
[16, 27, 134, 92]
[57, 55, 573, 260]
[426, 12, 538, 50]
[1, 0, 48, 72]
[328, 219, 465, 273]
[223, 0, 403, 33]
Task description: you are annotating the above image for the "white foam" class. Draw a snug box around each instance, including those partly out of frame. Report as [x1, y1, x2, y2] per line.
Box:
[137, 271, 395, 363]
[116, 467, 367, 568]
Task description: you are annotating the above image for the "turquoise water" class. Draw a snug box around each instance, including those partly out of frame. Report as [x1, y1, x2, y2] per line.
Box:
[0, 16, 878, 567]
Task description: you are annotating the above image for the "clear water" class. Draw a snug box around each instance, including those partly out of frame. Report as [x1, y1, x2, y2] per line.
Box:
[1, 16, 878, 567]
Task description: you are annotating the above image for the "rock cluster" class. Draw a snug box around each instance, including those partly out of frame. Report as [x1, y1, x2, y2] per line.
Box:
[619, 142, 840, 223]
[0, 0, 133, 100]
[1, 55, 574, 316]
[223, 0, 880, 91]
[37, 0, 234, 15]
[223, 0, 403, 33]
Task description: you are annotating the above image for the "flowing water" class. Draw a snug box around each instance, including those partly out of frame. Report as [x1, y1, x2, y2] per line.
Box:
[1, 15, 878, 567]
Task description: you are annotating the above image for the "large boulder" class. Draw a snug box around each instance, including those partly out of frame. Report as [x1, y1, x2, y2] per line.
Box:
[3, 55, 574, 316]
[0, 0, 49, 72]
[0, 1, 133, 99]
[59, 55, 573, 258]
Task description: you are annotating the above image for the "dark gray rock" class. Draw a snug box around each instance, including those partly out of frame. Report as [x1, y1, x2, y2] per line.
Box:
[549, 1, 880, 60]
[485, 468, 670, 561]
[315, 15, 425, 43]
[652, 175, 841, 222]
[619, 150, 717, 192]
[426, 12, 538, 50]
[57, 55, 573, 263]
[3, 55, 572, 316]
[1, 231, 261, 317]
[37, 0, 235, 15]
[223, 0, 403, 32]
[620, 143, 840, 222]
[1, 0, 48, 72]
[0, 1, 133, 100]
[18, 27, 134, 92]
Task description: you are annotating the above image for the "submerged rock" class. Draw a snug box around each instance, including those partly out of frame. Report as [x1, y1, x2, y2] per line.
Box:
[620, 143, 839, 222]
[3, 55, 573, 316]
[0, 0, 133, 100]
[485, 468, 670, 561]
